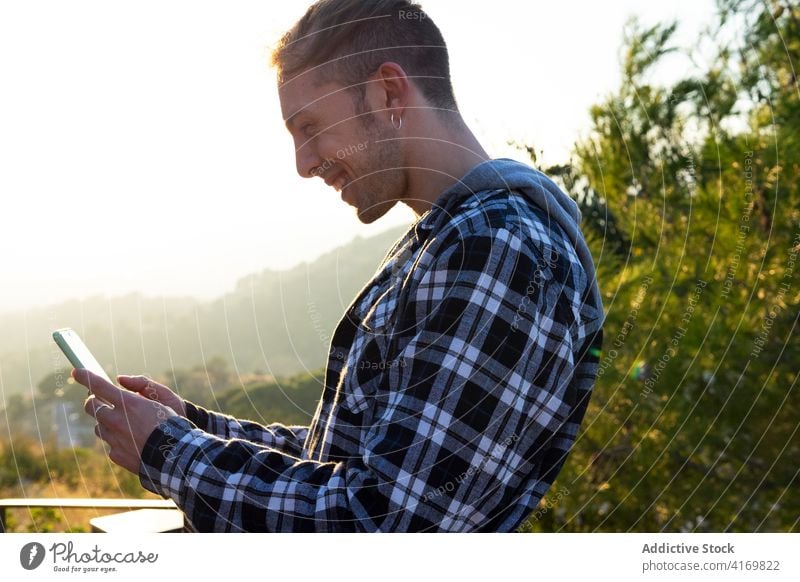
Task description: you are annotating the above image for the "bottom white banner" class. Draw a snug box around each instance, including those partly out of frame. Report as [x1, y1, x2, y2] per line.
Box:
[0, 533, 797, 581]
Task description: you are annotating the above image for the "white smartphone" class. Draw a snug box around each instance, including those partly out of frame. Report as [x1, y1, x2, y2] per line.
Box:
[52, 327, 113, 384]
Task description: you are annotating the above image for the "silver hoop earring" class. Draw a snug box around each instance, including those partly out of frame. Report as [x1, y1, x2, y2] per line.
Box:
[390, 113, 403, 130]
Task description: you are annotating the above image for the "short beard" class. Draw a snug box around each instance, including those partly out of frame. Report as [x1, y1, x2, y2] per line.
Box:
[349, 97, 407, 224]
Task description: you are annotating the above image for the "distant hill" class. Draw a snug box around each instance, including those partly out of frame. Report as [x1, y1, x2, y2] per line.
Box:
[216, 370, 325, 427]
[0, 225, 408, 398]
[0, 365, 326, 450]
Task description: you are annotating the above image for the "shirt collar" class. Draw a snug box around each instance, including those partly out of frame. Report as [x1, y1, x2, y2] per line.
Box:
[415, 158, 500, 232]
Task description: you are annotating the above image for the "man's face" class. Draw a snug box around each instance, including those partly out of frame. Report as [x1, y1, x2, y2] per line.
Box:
[278, 70, 406, 223]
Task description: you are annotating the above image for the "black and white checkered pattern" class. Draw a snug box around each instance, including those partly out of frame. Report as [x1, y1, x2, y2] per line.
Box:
[139, 159, 605, 532]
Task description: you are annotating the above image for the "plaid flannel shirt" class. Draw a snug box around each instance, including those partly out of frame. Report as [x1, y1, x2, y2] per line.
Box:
[139, 159, 605, 532]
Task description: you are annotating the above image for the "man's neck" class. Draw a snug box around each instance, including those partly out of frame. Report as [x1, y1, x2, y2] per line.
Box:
[402, 116, 491, 217]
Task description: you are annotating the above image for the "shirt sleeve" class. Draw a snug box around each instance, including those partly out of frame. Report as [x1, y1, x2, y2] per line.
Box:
[138, 225, 586, 532]
[183, 401, 309, 459]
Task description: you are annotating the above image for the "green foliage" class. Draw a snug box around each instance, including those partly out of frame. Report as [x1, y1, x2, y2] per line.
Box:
[0, 437, 155, 532]
[0, 439, 49, 488]
[215, 370, 324, 427]
[166, 355, 236, 410]
[26, 507, 61, 533]
[526, 0, 799, 532]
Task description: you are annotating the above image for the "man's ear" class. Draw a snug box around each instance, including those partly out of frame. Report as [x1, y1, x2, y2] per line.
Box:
[368, 61, 411, 120]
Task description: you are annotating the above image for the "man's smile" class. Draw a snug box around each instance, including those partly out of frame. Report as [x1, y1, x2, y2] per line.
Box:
[324, 168, 351, 192]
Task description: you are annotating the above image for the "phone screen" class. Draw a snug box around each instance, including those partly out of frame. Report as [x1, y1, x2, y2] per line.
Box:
[52, 327, 113, 384]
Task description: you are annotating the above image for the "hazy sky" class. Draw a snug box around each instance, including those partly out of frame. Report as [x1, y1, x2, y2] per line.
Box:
[0, 0, 716, 314]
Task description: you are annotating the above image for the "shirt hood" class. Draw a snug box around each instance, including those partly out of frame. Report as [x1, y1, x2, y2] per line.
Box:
[423, 157, 605, 332]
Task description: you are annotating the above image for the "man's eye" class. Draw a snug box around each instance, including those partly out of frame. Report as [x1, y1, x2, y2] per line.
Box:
[300, 124, 316, 137]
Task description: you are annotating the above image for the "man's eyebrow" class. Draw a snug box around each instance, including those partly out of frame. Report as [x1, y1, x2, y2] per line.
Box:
[284, 109, 310, 131]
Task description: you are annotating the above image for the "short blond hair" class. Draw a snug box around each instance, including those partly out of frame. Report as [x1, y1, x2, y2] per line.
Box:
[272, 0, 458, 112]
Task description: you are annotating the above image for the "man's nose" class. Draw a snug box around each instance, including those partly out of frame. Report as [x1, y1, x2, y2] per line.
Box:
[294, 140, 322, 179]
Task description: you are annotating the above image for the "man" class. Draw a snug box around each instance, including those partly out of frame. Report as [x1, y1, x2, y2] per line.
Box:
[76, 0, 605, 532]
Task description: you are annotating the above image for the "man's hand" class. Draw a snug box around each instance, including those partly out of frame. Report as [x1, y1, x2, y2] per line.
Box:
[116, 374, 187, 417]
[73, 369, 179, 474]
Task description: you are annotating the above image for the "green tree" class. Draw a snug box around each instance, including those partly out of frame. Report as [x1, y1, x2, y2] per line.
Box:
[524, 0, 799, 532]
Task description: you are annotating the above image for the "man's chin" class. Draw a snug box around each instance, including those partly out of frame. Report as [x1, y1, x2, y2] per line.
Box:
[351, 197, 398, 224]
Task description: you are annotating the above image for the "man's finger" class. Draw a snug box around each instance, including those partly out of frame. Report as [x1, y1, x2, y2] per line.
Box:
[85, 396, 118, 425]
[117, 375, 151, 392]
[72, 369, 124, 407]
[94, 422, 111, 442]
[117, 375, 166, 400]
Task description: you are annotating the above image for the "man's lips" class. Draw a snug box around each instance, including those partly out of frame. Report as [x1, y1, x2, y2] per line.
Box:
[324, 170, 350, 192]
